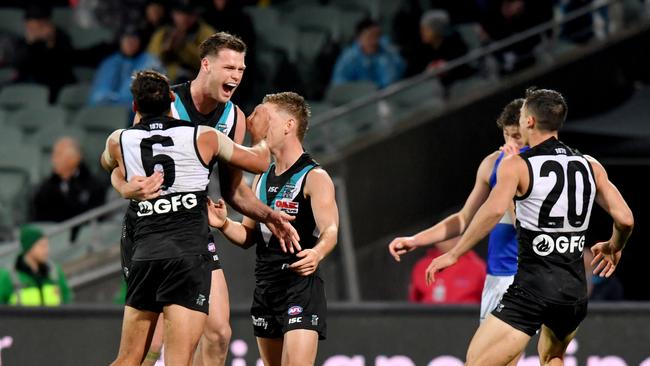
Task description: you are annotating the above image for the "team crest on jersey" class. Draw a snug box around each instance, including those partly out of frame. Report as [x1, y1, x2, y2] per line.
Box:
[275, 200, 299, 214]
[282, 184, 297, 199]
[216, 122, 228, 133]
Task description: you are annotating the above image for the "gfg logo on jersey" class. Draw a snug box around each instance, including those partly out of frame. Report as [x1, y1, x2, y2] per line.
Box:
[137, 193, 198, 216]
[532, 234, 585, 256]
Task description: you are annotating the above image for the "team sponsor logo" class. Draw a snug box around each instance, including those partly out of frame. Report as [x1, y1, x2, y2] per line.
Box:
[275, 200, 299, 214]
[252, 316, 268, 329]
[207, 242, 216, 253]
[282, 184, 296, 199]
[288, 317, 302, 324]
[268, 186, 279, 193]
[288, 306, 303, 316]
[532, 234, 585, 257]
[137, 193, 198, 216]
[311, 315, 319, 326]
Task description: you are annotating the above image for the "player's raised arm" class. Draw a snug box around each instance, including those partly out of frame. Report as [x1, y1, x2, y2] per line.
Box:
[426, 154, 522, 285]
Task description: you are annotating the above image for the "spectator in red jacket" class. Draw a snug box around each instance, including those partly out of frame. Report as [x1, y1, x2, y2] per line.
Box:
[409, 237, 486, 304]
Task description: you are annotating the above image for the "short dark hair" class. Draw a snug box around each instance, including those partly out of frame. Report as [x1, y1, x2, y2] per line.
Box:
[496, 98, 524, 129]
[131, 70, 172, 117]
[355, 17, 380, 37]
[524, 87, 568, 131]
[263, 92, 310, 142]
[199, 32, 247, 59]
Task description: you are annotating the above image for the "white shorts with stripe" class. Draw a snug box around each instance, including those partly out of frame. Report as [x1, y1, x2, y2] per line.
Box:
[480, 274, 515, 323]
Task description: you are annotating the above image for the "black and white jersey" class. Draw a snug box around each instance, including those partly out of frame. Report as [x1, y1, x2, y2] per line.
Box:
[170, 81, 238, 137]
[120, 115, 211, 260]
[253, 153, 320, 288]
[514, 137, 596, 303]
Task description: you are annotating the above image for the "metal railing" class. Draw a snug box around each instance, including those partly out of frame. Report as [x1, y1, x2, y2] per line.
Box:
[308, 0, 642, 153]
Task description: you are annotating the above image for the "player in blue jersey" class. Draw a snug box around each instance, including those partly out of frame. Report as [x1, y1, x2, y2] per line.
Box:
[388, 99, 527, 363]
[207, 92, 339, 366]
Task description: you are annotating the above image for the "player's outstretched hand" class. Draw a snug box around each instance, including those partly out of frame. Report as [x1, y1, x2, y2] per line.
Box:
[388, 236, 418, 262]
[117, 171, 163, 200]
[590, 241, 622, 278]
[265, 210, 301, 253]
[207, 198, 228, 229]
[289, 248, 322, 276]
[425, 253, 458, 286]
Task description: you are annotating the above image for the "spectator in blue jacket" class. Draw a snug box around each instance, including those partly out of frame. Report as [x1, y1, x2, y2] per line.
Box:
[331, 18, 405, 89]
[88, 25, 163, 106]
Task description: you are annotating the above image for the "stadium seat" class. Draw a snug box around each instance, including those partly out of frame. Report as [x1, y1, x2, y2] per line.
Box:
[387, 78, 445, 108]
[68, 25, 114, 49]
[0, 8, 24, 37]
[71, 105, 128, 133]
[0, 68, 17, 86]
[0, 84, 49, 110]
[57, 83, 92, 111]
[338, 9, 367, 44]
[287, 6, 341, 41]
[448, 76, 493, 100]
[456, 23, 482, 50]
[307, 101, 334, 119]
[0, 125, 25, 148]
[0, 143, 42, 185]
[73, 67, 97, 83]
[329, 0, 373, 13]
[242, 6, 280, 35]
[0, 168, 30, 225]
[75, 222, 122, 250]
[52, 7, 75, 34]
[324, 81, 378, 106]
[257, 25, 300, 63]
[7, 106, 67, 136]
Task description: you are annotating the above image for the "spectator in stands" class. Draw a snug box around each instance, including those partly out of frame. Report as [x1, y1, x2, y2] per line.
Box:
[31, 137, 106, 225]
[147, 0, 216, 82]
[478, 0, 554, 73]
[140, 0, 170, 46]
[0, 225, 72, 306]
[331, 18, 405, 89]
[403, 10, 475, 86]
[14, 4, 76, 102]
[88, 25, 163, 106]
[409, 237, 486, 304]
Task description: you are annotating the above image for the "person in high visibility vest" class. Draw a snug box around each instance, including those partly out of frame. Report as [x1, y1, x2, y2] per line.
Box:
[0, 225, 71, 306]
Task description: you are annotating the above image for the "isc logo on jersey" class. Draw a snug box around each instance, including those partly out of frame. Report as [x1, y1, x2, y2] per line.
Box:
[275, 200, 299, 214]
[532, 234, 585, 256]
[137, 193, 198, 216]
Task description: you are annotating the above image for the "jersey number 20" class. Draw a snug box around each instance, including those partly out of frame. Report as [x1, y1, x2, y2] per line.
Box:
[538, 160, 592, 229]
[140, 135, 176, 190]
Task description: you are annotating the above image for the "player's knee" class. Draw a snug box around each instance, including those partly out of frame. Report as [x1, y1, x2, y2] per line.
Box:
[283, 354, 314, 366]
[203, 321, 232, 346]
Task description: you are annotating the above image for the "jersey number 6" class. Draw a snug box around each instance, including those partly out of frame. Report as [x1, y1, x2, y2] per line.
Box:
[140, 135, 176, 190]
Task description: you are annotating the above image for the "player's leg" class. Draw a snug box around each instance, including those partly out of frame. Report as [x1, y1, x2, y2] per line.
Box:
[195, 269, 232, 366]
[256, 337, 284, 366]
[479, 275, 522, 366]
[110, 306, 158, 366]
[465, 314, 531, 366]
[163, 304, 207, 366]
[281, 330, 318, 366]
[141, 314, 164, 366]
[537, 325, 577, 366]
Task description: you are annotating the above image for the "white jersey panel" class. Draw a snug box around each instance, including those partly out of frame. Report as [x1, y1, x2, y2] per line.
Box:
[121, 125, 209, 194]
[516, 155, 596, 233]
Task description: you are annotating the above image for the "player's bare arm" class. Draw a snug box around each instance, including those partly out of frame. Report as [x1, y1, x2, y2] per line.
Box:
[100, 129, 124, 172]
[197, 126, 270, 173]
[586, 155, 634, 278]
[425, 154, 523, 285]
[388, 151, 496, 261]
[218, 108, 301, 253]
[289, 169, 339, 276]
[110, 168, 164, 200]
